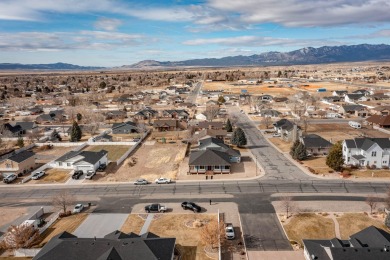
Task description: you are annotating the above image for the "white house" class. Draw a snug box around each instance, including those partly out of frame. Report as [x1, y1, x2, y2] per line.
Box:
[342, 138, 390, 168]
[50, 149, 108, 173]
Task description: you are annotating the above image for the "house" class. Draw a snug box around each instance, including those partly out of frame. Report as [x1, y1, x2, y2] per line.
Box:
[345, 93, 368, 103]
[112, 121, 139, 134]
[134, 109, 159, 120]
[33, 231, 176, 260]
[0, 150, 35, 177]
[366, 115, 390, 128]
[371, 105, 390, 116]
[342, 138, 390, 168]
[161, 109, 189, 120]
[353, 89, 371, 95]
[273, 119, 301, 142]
[51, 150, 108, 173]
[339, 105, 368, 117]
[259, 109, 281, 118]
[2, 121, 38, 136]
[153, 119, 179, 132]
[196, 121, 224, 130]
[93, 134, 113, 142]
[106, 110, 127, 120]
[300, 134, 332, 156]
[188, 137, 240, 174]
[35, 109, 65, 124]
[303, 226, 390, 260]
[322, 96, 341, 103]
[332, 90, 348, 97]
[191, 129, 229, 143]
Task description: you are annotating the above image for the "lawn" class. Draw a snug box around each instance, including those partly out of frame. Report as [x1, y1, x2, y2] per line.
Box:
[301, 157, 333, 175]
[283, 213, 335, 247]
[268, 137, 291, 153]
[337, 213, 389, 239]
[32, 169, 70, 183]
[148, 214, 217, 260]
[120, 214, 146, 235]
[84, 145, 131, 161]
[350, 169, 390, 178]
[37, 213, 88, 247]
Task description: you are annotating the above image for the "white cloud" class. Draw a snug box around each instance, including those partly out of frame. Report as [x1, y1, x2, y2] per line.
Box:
[94, 18, 122, 31]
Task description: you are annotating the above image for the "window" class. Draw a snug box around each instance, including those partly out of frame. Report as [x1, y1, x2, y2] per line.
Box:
[383, 161, 387, 164]
[199, 166, 205, 170]
[372, 151, 377, 157]
[67, 163, 71, 167]
[214, 165, 220, 169]
[6, 163, 11, 168]
[58, 162, 62, 166]
[347, 157, 350, 162]
[225, 166, 230, 170]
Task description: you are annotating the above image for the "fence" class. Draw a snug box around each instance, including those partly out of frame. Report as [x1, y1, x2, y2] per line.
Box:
[88, 141, 136, 146]
[35, 142, 85, 147]
[116, 130, 150, 165]
[374, 126, 390, 135]
[151, 130, 189, 140]
[38, 212, 60, 235]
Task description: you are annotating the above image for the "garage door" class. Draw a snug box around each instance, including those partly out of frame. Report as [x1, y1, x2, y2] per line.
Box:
[76, 165, 94, 173]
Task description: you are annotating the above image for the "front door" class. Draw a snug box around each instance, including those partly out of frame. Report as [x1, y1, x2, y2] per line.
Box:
[207, 166, 212, 171]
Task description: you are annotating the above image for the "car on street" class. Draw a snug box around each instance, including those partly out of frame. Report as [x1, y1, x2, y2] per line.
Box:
[31, 171, 45, 180]
[3, 173, 17, 184]
[85, 170, 96, 179]
[134, 178, 149, 185]
[72, 170, 83, 179]
[225, 224, 235, 240]
[96, 163, 107, 172]
[144, 203, 166, 213]
[155, 177, 171, 184]
[73, 204, 84, 213]
[181, 202, 201, 212]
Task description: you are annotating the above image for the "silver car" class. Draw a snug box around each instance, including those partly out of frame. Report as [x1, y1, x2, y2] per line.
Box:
[134, 178, 149, 185]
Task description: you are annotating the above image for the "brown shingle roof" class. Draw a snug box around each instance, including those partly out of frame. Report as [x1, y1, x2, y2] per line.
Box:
[366, 115, 390, 126]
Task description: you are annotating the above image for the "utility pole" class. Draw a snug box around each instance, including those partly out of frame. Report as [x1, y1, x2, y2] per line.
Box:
[255, 155, 258, 176]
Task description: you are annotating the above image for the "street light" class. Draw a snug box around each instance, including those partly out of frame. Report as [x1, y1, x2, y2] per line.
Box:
[255, 155, 258, 176]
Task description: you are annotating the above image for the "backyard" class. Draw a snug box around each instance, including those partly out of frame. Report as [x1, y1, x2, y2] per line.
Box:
[83, 145, 131, 161]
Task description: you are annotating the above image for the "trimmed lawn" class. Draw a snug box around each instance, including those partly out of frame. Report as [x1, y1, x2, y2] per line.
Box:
[148, 214, 217, 260]
[283, 213, 335, 247]
[337, 213, 389, 239]
[84, 145, 131, 161]
[120, 214, 146, 235]
[37, 213, 88, 247]
[33, 169, 70, 183]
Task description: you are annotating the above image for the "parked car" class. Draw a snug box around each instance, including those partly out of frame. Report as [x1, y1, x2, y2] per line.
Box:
[3, 173, 17, 184]
[73, 204, 84, 213]
[134, 178, 149, 185]
[181, 202, 201, 212]
[31, 171, 45, 180]
[72, 170, 83, 179]
[155, 177, 171, 184]
[85, 170, 96, 179]
[96, 163, 107, 172]
[272, 133, 281, 137]
[225, 224, 235, 240]
[144, 203, 166, 213]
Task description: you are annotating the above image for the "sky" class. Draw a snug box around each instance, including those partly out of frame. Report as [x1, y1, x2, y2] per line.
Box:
[0, 0, 390, 67]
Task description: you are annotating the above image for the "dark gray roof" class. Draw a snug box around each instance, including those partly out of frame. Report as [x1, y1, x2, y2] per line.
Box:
[301, 134, 332, 149]
[344, 138, 390, 150]
[112, 121, 137, 130]
[33, 231, 176, 260]
[273, 119, 297, 131]
[189, 149, 231, 166]
[56, 150, 108, 165]
[352, 154, 366, 160]
[342, 105, 365, 112]
[259, 109, 281, 117]
[8, 150, 35, 163]
[345, 93, 365, 100]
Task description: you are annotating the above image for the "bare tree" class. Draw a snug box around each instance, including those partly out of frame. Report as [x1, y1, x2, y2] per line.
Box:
[204, 105, 220, 122]
[261, 116, 272, 129]
[136, 122, 148, 134]
[200, 219, 225, 249]
[0, 224, 40, 250]
[281, 196, 296, 219]
[366, 195, 378, 214]
[52, 190, 75, 214]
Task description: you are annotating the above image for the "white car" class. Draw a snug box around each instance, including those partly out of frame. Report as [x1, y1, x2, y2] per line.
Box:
[134, 178, 149, 185]
[73, 204, 84, 213]
[31, 171, 45, 180]
[225, 224, 235, 240]
[85, 170, 96, 179]
[272, 133, 281, 137]
[155, 177, 171, 184]
[3, 173, 17, 184]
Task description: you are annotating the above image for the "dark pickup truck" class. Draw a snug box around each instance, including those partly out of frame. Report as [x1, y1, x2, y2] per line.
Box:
[144, 203, 166, 213]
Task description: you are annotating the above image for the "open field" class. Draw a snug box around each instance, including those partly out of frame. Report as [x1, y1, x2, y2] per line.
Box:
[84, 145, 131, 161]
[337, 213, 389, 239]
[148, 214, 217, 260]
[97, 142, 186, 182]
[0, 207, 28, 230]
[283, 213, 335, 247]
[120, 214, 146, 235]
[37, 213, 88, 247]
[30, 169, 71, 184]
[204, 81, 295, 96]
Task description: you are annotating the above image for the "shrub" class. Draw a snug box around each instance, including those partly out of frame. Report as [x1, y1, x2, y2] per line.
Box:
[385, 214, 390, 228]
[382, 166, 389, 170]
[307, 167, 316, 174]
[328, 170, 334, 173]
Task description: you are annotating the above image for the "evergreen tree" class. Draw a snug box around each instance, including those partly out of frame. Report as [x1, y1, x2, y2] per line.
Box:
[218, 95, 226, 104]
[294, 143, 307, 161]
[16, 137, 24, 148]
[70, 121, 82, 142]
[326, 141, 344, 171]
[290, 140, 300, 158]
[76, 113, 82, 122]
[232, 127, 247, 147]
[50, 129, 62, 141]
[99, 81, 106, 89]
[225, 119, 233, 132]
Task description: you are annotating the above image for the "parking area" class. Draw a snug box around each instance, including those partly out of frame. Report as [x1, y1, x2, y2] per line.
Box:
[73, 213, 129, 238]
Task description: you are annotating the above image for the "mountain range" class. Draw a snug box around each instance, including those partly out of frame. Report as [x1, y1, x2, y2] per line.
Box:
[1, 44, 390, 70]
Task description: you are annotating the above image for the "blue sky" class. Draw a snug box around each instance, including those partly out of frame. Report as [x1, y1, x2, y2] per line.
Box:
[0, 0, 390, 66]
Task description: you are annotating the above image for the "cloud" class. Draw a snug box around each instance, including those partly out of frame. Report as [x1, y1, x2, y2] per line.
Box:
[0, 31, 146, 51]
[183, 35, 342, 47]
[94, 18, 122, 31]
[207, 0, 390, 27]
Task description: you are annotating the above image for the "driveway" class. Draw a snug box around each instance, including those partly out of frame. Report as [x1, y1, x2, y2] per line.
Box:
[73, 213, 128, 238]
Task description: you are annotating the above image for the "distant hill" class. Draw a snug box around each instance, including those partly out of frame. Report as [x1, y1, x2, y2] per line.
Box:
[0, 62, 105, 70]
[123, 44, 390, 69]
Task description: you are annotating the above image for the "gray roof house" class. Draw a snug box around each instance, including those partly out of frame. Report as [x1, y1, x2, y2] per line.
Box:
[300, 134, 333, 156]
[51, 150, 108, 173]
[188, 137, 240, 174]
[342, 137, 390, 168]
[259, 109, 281, 118]
[112, 121, 138, 134]
[2, 121, 38, 136]
[273, 119, 301, 142]
[33, 231, 176, 260]
[303, 226, 390, 260]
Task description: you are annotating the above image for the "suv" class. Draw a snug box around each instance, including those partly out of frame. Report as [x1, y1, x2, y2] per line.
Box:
[96, 163, 106, 172]
[181, 202, 201, 212]
[3, 174, 17, 184]
[31, 171, 45, 180]
[85, 170, 96, 179]
[72, 170, 83, 179]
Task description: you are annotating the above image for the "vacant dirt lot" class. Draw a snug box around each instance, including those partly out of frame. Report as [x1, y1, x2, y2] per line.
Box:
[97, 142, 186, 182]
[0, 207, 28, 230]
[337, 213, 389, 239]
[204, 81, 295, 96]
[120, 214, 146, 235]
[148, 214, 217, 260]
[84, 145, 131, 161]
[29, 169, 71, 184]
[33, 146, 75, 163]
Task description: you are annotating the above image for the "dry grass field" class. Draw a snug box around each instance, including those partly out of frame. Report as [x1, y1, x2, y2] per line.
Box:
[350, 169, 390, 178]
[148, 214, 217, 260]
[30, 169, 71, 184]
[0, 207, 28, 229]
[337, 213, 389, 239]
[120, 214, 146, 234]
[301, 157, 333, 175]
[84, 145, 131, 161]
[268, 137, 291, 153]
